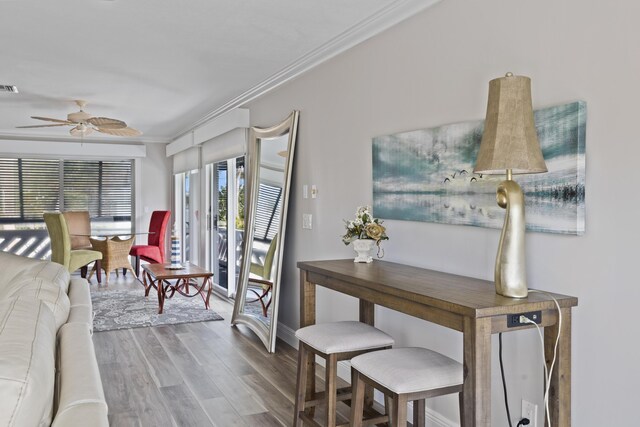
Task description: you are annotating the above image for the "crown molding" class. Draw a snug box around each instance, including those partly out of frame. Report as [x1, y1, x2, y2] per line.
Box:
[0, 131, 168, 145]
[0, 138, 146, 159]
[174, 0, 441, 139]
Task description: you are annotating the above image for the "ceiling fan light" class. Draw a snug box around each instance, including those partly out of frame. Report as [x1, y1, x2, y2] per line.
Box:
[70, 124, 93, 136]
[68, 111, 91, 123]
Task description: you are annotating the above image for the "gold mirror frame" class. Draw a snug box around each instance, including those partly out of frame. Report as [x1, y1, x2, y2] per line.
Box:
[231, 111, 299, 353]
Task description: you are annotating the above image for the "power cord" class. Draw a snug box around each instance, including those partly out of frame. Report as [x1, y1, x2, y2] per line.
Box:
[521, 290, 563, 427]
[498, 333, 514, 427]
[500, 333, 532, 427]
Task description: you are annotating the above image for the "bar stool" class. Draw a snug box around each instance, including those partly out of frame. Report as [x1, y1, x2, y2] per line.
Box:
[293, 321, 394, 427]
[350, 347, 464, 427]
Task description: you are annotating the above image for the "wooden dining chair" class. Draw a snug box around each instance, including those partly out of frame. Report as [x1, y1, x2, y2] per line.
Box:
[129, 210, 171, 276]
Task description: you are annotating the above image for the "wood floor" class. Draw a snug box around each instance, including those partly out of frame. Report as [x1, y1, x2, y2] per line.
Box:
[91, 274, 301, 427]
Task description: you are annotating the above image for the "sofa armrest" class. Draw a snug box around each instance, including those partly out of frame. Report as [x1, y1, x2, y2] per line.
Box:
[53, 323, 108, 427]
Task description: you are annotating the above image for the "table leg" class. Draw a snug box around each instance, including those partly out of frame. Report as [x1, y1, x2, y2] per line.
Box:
[143, 271, 151, 296]
[545, 307, 572, 426]
[157, 279, 165, 314]
[359, 299, 375, 408]
[300, 269, 316, 417]
[463, 316, 492, 426]
[95, 260, 102, 284]
[204, 277, 212, 309]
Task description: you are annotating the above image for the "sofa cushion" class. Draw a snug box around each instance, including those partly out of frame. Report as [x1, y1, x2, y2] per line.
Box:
[53, 323, 108, 427]
[0, 252, 44, 291]
[22, 261, 71, 294]
[7, 277, 71, 331]
[0, 298, 57, 427]
[0, 258, 71, 330]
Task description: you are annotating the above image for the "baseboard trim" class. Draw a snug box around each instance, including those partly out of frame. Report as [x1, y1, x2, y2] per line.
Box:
[277, 321, 298, 348]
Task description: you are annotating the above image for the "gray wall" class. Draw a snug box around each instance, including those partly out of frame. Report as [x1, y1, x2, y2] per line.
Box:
[246, 0, 640, 425]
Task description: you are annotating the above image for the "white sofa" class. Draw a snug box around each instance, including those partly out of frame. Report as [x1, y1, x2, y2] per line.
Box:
[0, 252, 108, 427]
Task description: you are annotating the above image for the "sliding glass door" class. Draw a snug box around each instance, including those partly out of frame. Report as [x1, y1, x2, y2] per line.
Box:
[205, 157, 244, 298]
[173, 170, 200, 264]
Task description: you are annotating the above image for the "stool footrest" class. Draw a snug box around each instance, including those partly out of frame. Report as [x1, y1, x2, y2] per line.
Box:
[297, 404, 388, 426]
[299, 412, 326, 427]
[304, 386, 352, 408]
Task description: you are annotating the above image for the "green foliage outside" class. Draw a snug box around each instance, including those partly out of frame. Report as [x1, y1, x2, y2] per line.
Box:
[218, 184, 245, 230]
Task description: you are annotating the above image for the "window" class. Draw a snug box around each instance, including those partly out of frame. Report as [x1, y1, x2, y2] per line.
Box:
[0, 158, 134, 258]
[0, 158, 133, 223]
[0, 158, 61, 222]
[63, 160, 132, 220]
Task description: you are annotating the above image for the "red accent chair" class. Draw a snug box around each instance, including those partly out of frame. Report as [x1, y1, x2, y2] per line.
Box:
[129, 210, 171, 276]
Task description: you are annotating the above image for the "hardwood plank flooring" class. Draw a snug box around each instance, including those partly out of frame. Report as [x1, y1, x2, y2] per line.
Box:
[91, 275, 299, 426]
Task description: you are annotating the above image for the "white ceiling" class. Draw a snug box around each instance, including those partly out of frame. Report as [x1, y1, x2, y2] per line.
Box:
[0, 0, 436, 145]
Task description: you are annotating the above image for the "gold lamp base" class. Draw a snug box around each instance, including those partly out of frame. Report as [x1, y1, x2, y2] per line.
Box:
[494, 171, 528, 298]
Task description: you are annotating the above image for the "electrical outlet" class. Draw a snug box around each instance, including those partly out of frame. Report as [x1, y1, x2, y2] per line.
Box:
[521, 399, 538, 427]
[507, 311, 542, 328]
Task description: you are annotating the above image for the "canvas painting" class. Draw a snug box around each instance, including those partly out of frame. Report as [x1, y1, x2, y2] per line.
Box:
[372, 101, 586, 235]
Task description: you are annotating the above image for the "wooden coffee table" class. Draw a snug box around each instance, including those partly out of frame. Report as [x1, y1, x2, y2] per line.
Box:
[141, 263, 213, 314]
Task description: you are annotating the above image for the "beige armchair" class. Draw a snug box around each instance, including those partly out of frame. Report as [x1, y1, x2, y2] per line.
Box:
[62, 211, 92, 250]
[43, 212, 103, 283]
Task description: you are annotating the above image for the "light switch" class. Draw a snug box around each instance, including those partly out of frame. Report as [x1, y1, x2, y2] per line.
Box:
[302, 213, 313, 229]
[303, 185, 309, 199]
[311, 185, 318, 199]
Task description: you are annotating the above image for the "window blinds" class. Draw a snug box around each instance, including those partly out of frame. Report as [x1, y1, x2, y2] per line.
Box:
[63, 160, 133, 218]
[253, 183, 282, 241]
[0, 158, 132, 222]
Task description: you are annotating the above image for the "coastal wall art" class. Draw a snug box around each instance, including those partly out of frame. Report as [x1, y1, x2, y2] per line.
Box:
[372, 101, 586, 235]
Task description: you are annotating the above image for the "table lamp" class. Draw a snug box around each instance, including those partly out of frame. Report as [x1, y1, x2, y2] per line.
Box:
[474, 73, 547, 298]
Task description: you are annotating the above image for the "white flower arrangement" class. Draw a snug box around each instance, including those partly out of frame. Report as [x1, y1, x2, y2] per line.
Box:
[341, 206, 389, 246]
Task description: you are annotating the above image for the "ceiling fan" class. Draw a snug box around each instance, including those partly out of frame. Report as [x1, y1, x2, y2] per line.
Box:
[16, 100, 142, 137]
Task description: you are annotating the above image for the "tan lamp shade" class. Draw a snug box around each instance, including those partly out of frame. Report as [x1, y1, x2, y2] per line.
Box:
[474, 73, 547, 175]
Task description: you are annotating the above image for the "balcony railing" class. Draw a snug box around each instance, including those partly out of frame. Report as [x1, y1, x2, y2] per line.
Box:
[0, 229, 51, 259]
[0, 219, 131, 260]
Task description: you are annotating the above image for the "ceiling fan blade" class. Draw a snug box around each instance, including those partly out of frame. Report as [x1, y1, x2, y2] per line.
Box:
[96, 126, 142, 137]
[31, 116, 74, 124]
[16, 123, 71, 129]
[87, 117, 127, 129]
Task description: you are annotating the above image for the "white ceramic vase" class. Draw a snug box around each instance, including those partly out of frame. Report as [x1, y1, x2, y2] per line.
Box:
[352, 239, 376, 263]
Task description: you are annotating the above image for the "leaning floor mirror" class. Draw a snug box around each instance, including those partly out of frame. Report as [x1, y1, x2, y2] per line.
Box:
[231, 111, 299, 353]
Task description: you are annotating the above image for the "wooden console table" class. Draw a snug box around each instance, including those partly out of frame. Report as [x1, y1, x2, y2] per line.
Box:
[298, 259, 578, 426]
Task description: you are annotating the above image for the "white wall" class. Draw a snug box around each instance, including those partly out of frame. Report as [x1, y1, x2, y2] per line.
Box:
[246, 0, 640, 425]
[136, 143, 173, 239]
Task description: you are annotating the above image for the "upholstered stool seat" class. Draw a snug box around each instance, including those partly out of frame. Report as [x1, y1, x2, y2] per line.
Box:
[350, 347, 464, 427]
[293, 321, 394, 427]
[296, 320, 395, 354]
